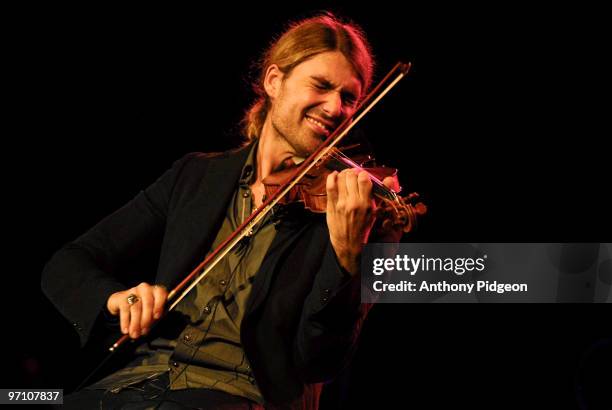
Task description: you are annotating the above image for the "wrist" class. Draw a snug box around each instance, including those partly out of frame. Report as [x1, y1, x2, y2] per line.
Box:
[334, 248, 361, 276]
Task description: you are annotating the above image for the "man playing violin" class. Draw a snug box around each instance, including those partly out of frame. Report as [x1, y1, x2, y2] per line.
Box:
[43, 12, 403, 409]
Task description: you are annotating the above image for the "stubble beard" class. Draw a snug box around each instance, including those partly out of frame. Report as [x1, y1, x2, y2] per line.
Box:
[271, 114, 318, 158]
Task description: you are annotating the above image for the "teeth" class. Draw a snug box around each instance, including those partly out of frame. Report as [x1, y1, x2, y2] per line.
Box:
[306, 116, 329, 132]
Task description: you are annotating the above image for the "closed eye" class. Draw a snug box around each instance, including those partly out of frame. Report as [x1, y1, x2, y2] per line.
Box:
[342, 93, 357, 107]
[311, 76, 359, 108]
[313, 80, 332, 90]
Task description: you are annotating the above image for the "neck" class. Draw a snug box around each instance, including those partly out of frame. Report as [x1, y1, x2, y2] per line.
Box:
[254, 117, 300, 183]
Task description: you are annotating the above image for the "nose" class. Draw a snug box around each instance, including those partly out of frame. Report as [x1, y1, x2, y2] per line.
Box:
[321, 91, 343, 119]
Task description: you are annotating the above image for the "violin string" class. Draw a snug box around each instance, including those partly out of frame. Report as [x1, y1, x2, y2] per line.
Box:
[326, 148, 419, 233]
[326, 149, 393, 198]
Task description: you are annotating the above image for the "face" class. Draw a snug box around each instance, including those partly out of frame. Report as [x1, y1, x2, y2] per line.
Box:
[265, 51, 363, 157]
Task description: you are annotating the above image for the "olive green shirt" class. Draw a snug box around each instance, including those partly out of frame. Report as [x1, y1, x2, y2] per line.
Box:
[91, 142, 275, 404]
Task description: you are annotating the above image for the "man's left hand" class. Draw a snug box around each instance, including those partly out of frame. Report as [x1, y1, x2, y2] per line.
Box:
[325, 169, 400, 275]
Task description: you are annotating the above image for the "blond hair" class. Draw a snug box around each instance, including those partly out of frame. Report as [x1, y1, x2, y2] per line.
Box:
[241, 13, 374, 141]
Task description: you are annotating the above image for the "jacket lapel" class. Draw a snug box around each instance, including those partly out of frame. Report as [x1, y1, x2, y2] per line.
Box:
[245, 206, 323, 317]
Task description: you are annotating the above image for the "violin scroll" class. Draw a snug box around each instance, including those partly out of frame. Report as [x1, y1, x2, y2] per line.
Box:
[376, 192, 427, 234]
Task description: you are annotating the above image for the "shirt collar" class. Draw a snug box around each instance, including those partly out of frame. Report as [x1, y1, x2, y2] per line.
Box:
[238, 140, 258, 186]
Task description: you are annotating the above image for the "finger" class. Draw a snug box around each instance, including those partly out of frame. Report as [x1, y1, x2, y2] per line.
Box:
[344, 169, 359, 203]
[357, 171, 373, 201]
[382, 175, 400, 191]
[129, 297, 142, 339]
[337, 169, 350, 200]
[153, 285, 169, 320]
[119, 297, 130, 335]
[326, 171, 339, 210]
[138, 286, 154, 334]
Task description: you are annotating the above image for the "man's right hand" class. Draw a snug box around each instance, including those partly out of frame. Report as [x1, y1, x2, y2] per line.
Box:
[106, 283, 168, 339]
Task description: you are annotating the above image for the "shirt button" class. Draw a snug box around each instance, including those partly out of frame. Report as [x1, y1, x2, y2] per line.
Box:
[183, 334, 192, 342]
[242, 191, 250, 198]
[219, 280, 227, 286]
[172, 361, 179, 367]
[203, 305, 211, 314]
[322, 296, 328, 303]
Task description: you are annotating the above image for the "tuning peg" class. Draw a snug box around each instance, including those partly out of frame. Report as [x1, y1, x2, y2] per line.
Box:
[413, 202, 427, 216]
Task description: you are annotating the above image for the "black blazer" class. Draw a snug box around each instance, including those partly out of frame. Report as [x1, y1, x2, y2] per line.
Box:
[42, 143, 369, 408]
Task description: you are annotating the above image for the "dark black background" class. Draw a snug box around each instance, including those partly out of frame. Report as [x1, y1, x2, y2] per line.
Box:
[6, 3, 610, 409]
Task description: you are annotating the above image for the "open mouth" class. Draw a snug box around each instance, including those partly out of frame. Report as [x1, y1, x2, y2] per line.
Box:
[305, 115, 332, 136]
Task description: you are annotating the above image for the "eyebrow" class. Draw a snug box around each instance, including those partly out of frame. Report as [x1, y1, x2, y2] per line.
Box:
[310, 76, 358, 101]
[311, 76, 333, 87]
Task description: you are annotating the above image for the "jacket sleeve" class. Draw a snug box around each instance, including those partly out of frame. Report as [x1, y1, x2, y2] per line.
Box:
[293, 236, 372, 383]
[41, 154, 196, 347]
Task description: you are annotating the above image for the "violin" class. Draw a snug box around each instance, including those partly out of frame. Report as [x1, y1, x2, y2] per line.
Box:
[262, 146, 427, 233]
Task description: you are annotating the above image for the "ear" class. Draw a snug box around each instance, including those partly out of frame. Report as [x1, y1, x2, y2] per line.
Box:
[263, 64, 284, 99]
